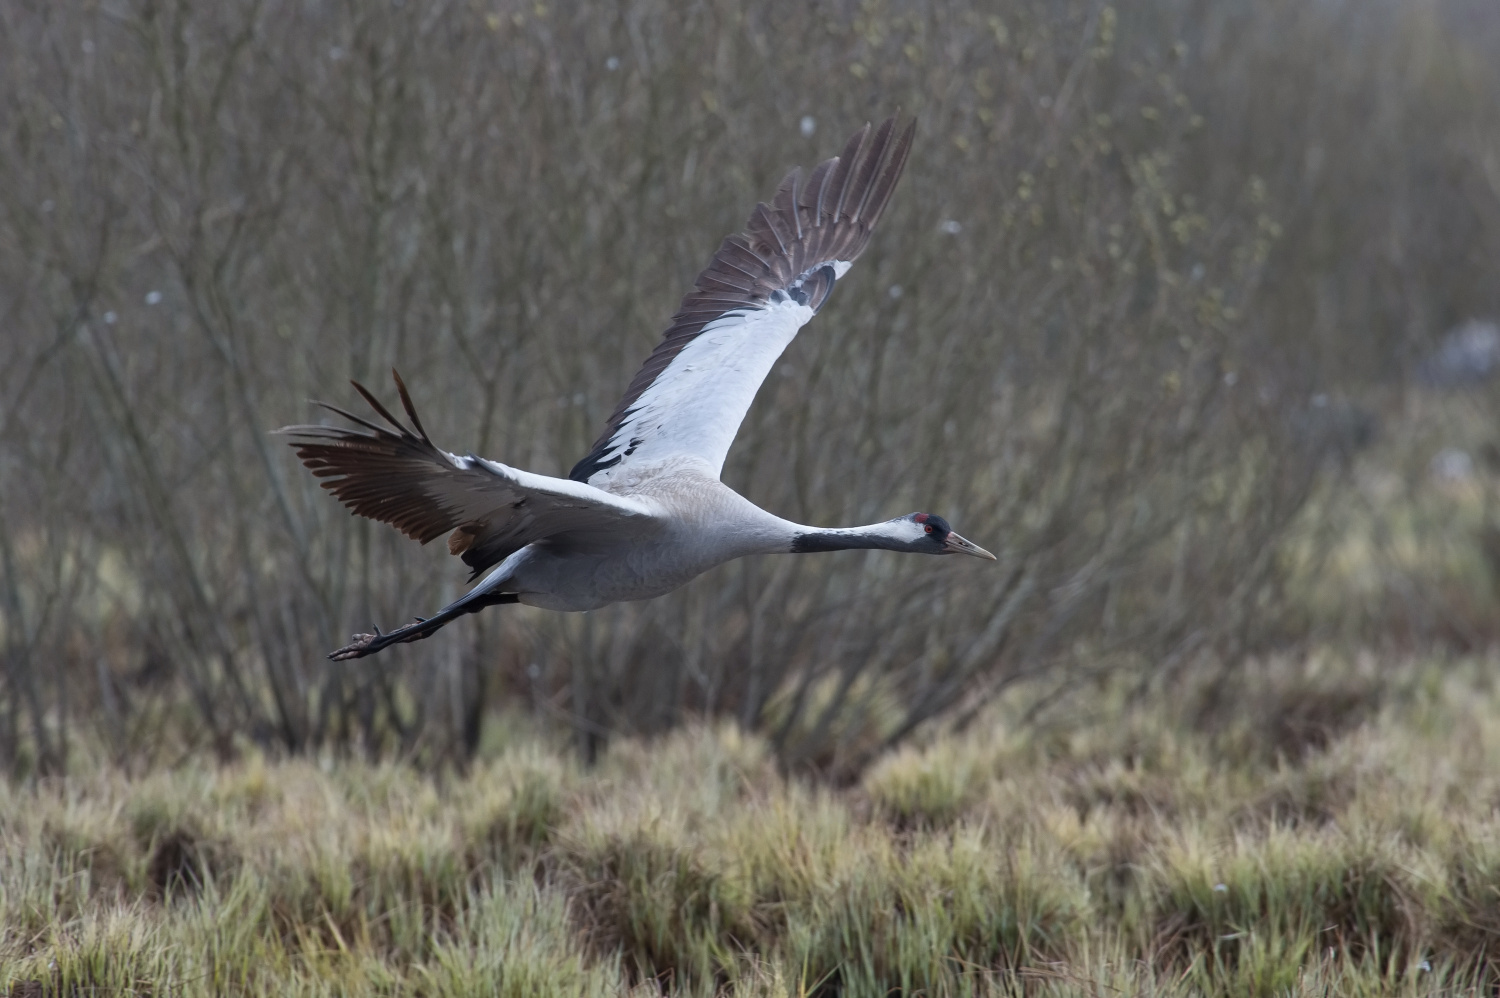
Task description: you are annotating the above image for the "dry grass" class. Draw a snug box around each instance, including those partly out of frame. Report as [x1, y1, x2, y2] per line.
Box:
[4, 653, 1500, 996]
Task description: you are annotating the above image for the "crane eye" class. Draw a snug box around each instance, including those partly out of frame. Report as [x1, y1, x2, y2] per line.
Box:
[924, 524, 934, 534]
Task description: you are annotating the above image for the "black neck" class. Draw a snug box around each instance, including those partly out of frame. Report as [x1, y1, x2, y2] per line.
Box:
[790, 526, 911, 554]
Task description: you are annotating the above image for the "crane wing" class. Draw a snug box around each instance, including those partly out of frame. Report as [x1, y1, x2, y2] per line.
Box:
[570, 116, 915, 486]
[281, 372, 656, 579]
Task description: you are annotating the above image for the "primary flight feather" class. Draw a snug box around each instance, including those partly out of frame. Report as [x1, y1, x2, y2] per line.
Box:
[281, 116, 995, 661]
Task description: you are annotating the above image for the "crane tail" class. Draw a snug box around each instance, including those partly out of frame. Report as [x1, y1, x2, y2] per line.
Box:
[328, 591, 519, 661]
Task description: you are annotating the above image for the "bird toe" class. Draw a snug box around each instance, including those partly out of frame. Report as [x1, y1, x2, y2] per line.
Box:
[328, 633, 378, 661]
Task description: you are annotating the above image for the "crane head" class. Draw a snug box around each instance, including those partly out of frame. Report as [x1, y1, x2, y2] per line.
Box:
[909, 513, 997, 560]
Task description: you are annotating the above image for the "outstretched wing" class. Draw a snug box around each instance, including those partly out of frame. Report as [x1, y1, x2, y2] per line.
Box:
[281, 372, 656, 579]
[570, 115, 916, 486]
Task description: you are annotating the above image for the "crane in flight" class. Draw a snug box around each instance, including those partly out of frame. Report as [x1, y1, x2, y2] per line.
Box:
[281, 116, 995, 661]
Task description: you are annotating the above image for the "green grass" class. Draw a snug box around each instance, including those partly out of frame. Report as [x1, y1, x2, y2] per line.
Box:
[5, 655, 1500, 996]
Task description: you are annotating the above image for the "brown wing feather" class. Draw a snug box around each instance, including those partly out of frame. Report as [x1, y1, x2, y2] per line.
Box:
[570, 115, 916, 483]
[284, 372, 653, 578]
[286, 381, 462, 546]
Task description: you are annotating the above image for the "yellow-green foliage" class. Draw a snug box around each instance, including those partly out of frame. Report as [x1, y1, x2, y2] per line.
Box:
[6, 656, 1500, 996]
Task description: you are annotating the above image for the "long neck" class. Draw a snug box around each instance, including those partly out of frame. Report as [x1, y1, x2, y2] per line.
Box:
[706, 493, 919, 558]
[788, 521, 915, 554]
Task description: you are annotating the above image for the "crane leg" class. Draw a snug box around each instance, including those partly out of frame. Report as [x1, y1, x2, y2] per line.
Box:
[328, 592, 520, 661]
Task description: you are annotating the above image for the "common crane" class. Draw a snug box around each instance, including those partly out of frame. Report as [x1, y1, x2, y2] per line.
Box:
[282, 116, 995, 661]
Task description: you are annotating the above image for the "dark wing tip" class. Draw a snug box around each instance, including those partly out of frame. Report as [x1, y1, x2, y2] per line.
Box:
[349, 379, 414, 438]
[857, 117, 917, 231]
[279, 377, 460, 544]
[843, 116, 896, 223]
[390, 368, 433, 444]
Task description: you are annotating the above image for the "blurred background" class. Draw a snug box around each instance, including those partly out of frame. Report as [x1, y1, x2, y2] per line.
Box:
[1, 0, 1497, 777]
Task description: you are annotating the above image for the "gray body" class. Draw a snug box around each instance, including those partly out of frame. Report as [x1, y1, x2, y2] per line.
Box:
[492, 464, 795, 611]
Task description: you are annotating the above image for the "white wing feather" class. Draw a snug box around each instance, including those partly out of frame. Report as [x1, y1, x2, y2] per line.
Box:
[584, 301, 814, 484]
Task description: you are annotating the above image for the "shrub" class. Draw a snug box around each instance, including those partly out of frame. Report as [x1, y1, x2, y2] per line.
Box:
[1, 0, 1495, 767]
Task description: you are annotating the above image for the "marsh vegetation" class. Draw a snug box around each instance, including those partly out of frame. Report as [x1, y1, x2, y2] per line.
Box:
[7, 656, 1500, 995]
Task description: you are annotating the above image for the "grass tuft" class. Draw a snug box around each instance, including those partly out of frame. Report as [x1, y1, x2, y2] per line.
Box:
[862, 741, 986, 830]
[5, 655, 1500, 995]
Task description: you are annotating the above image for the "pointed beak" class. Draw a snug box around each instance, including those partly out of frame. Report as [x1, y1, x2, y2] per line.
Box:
[944, 531, 997, 560]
